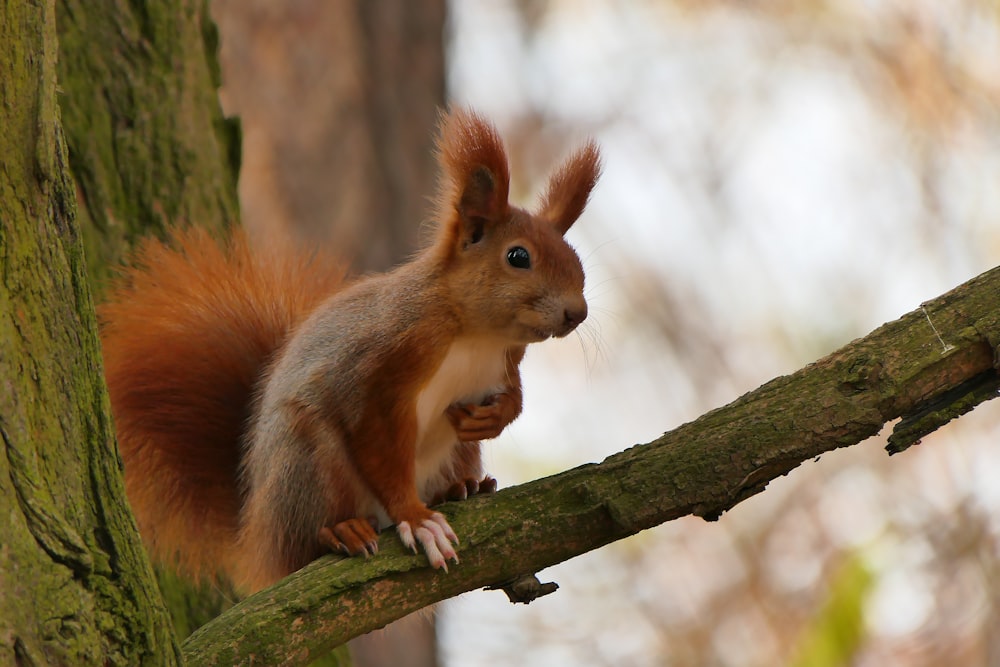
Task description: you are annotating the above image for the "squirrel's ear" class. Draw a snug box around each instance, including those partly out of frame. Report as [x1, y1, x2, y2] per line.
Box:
[537, 141, 601, 235]
[435, 108, 511, 247]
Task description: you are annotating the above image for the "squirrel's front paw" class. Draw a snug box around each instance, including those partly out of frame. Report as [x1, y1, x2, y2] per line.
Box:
[397, 512, 459, 571]
[446, 393, 519, 441]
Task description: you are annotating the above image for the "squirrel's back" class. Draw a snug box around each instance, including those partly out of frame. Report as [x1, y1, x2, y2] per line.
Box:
[99, 227, 345, 580]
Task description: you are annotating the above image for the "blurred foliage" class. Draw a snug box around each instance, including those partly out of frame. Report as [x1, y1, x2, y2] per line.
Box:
[789, 553, 873, 667]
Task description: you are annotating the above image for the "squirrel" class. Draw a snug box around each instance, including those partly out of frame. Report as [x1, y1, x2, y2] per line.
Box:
[99, 108, 601, 593]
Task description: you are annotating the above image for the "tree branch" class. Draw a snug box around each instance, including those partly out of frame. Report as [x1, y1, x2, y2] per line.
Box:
[182, 264, 1000, 666]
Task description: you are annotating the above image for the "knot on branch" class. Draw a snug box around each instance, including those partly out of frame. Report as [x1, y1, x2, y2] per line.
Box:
[487, 573, 559, 604]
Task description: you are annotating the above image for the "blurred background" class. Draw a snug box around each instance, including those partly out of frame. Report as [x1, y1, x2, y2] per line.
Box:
[210, 1, 1000, 665]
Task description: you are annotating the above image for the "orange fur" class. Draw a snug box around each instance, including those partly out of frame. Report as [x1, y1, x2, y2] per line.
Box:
[538, 141, 602, 233]
[432, 108, 512, 258]
[100, 228, 345, 580]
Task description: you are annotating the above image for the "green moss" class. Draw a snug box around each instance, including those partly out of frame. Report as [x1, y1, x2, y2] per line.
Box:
[56, 0, 240, 296]
[154, 566, 237, 640]
[2, 1, 182, 663]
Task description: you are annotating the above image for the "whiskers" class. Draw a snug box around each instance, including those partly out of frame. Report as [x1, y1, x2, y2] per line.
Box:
[573, 251, 620, 378]
[573, 313, 609, 378]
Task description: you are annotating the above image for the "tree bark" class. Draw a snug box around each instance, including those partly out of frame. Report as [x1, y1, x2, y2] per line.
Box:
[54, 0, 243, 644]
[181, 263, 1000, 666]
[0, 1, 179, 664]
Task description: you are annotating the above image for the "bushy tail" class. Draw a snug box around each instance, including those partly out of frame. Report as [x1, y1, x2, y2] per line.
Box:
[99, 227, 346, 582]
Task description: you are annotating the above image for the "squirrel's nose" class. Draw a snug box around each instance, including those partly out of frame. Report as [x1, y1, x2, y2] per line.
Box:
[562, 301, 588, 332]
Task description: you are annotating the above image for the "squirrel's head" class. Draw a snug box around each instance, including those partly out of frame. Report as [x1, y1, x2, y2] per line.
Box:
[433, 108, 601, 344]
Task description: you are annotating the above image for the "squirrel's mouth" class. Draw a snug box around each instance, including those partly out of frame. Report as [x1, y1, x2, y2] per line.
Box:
[526, 320, 582, 342]
[551, 318, 585, 340]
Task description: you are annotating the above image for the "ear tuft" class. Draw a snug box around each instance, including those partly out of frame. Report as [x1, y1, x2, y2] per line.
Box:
[537, 141, 602, 235]
[435, 108, 511, 234]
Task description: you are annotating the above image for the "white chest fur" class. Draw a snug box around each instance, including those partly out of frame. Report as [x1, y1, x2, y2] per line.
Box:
[412, 336, 508, 489]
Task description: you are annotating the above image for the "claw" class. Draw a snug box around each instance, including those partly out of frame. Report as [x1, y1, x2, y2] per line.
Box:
[397, 513, 459, 570]
[397, 521, 419, 554]
[430, 474, 499, 507]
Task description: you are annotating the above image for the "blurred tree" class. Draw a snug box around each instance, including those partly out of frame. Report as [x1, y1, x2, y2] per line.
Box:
[213, 0, 446, 272]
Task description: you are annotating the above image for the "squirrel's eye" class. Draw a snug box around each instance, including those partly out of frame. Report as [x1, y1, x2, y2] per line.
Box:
[506, 246, 531, 269]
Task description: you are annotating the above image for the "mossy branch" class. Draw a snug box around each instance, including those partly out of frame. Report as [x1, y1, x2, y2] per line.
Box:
[182, 264, 1000, 666]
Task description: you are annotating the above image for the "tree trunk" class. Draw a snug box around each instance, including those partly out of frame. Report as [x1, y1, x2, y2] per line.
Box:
[54, 0, 243, 644]
[0, 1, 179, 664]
[56, 0, 240, 292]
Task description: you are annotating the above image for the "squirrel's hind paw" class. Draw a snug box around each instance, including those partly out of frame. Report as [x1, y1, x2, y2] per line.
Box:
[430, 474, 498, 506]
[319, 517, 380, 558]
[397, 513, 459, 571]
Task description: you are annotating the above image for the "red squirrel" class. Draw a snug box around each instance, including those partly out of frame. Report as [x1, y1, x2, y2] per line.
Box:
[99, 108, 601, 593]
